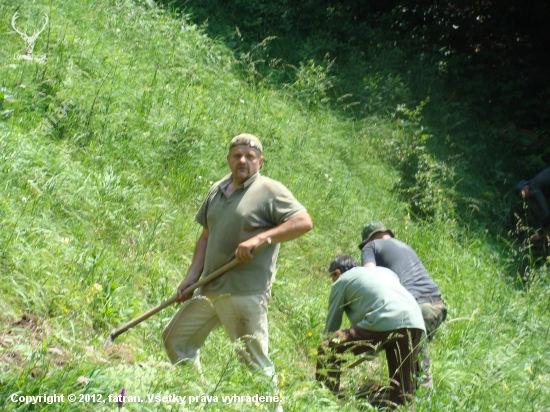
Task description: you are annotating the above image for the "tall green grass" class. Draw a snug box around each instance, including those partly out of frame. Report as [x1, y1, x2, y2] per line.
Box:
[1, 0, 549, 411]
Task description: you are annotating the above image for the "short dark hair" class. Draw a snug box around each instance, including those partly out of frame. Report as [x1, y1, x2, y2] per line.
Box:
[329, 255, 358, 275]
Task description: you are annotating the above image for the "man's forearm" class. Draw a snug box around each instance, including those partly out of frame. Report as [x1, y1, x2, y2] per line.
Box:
[258, 211, 313, 244]
[234, 212, 312, 262]
[177, 228, 209, 301]
[185, 229, 209, 282]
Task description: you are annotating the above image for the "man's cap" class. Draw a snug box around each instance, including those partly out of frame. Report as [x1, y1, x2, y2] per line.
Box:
[514, 180, 529, 197]
[358, 221, 394, 250]
[229, 133, 263, 153]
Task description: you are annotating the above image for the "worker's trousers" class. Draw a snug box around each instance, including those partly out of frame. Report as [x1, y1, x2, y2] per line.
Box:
[162, 292, 275, 378]
[316, 325, 424, 407]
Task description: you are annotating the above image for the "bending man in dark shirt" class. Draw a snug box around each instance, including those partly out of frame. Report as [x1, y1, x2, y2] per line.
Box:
[359, 222, 447, 388]
[514, 167, 550, 242]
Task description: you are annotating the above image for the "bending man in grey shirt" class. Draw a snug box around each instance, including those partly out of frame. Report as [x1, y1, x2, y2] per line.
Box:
[316, 255, 425, 407]
[359, 221, 447, 388]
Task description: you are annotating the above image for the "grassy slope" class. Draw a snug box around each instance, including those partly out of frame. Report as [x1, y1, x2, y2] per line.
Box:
[0, 0, 549, 411]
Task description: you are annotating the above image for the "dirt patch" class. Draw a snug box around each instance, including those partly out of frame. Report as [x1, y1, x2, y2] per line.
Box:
[12, 313, 47, 336]
[31, 367, 43, 377]
[0, 313, 53, 370]
[1, 312, 49, 344]
[102, 344, 135, 365]
[47, 347, 69, 368]
[138, 360, 172, 368]
[0, 333, 12, 348]
[0, 350, 24, 367]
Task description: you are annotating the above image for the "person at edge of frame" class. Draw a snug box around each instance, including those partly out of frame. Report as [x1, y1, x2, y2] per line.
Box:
[162, 133, 313, 403]
[316, 255, 425, 409]
[359, 221, 448, 389]
[514, 166, 550, 243]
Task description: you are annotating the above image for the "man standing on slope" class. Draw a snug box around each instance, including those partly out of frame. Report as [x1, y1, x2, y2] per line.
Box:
[316, 255, 425, 408]
[514, 166, 550, 243]
[163, 133, 313, 384]
[359, 221, 447, 388]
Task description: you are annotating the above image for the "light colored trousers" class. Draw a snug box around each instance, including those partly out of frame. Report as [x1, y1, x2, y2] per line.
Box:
[162, 293, 275, 378]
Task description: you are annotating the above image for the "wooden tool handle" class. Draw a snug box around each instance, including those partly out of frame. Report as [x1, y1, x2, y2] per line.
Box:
[108, 237, 272, 341]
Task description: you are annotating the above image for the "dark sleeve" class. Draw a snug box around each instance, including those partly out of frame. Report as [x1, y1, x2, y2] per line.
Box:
[532, 190, 550, 226]
[361, 243, 377, 266]
[530, 167, 550, 226]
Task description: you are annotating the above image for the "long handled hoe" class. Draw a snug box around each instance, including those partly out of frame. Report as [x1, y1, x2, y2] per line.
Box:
[104, 238, 272, 347]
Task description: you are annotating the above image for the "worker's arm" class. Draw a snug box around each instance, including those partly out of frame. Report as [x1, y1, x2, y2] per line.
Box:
[324, 283, 345, 335]
[321, 281, 346, 347]
[531, 190, 550, 226]
[361, 241, 377, 267]
[234, 211, 313, 262]
[176, 227, 209, 301]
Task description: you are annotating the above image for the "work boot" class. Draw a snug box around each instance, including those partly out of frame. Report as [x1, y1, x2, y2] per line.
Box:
[417, 368, 434, 389]
[356, 381, 391, 406]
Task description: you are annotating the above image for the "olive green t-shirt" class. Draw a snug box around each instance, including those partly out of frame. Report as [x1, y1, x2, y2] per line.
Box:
[196, 172, 306, 295]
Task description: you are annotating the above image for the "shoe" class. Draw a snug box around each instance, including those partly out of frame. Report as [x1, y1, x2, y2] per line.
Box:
[420, 379, 433, 389]
[356, 381, 380, 398]
[356, 381, 391, 403]
[418, 369, 433, 390]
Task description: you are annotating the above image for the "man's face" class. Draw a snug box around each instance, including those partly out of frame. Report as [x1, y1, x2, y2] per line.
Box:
[367, 231, 392, 244]
[329, 269, 341, 283]
[226, 145, 264, 185]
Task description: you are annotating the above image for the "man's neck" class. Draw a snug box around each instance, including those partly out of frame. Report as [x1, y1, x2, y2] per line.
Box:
[223, 172, 259, 198]
[225, 180, 241, 197]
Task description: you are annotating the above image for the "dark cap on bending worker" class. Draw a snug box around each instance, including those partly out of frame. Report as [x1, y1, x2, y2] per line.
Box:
[358, 221, 394, 250]
[229, 133, 263, 153]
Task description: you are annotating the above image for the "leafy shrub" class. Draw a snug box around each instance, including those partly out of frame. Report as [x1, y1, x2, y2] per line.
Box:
[284, 58, 334, 108]
[388, 99, 457, 219]
[363, 72, 410, 115]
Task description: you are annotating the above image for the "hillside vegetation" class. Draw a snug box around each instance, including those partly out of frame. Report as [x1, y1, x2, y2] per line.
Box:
[1, 0, 549, 411]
